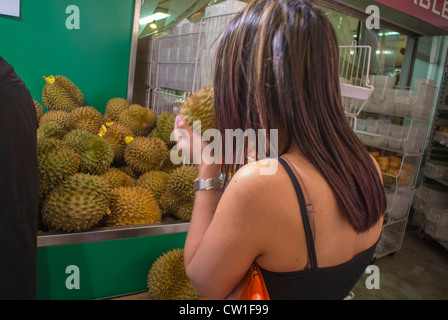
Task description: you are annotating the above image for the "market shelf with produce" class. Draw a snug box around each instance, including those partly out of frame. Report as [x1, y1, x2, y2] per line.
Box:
[33, 76, 199, 299]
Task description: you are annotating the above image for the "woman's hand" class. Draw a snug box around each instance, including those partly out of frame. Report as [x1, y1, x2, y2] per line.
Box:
[173, 115, 221, 179]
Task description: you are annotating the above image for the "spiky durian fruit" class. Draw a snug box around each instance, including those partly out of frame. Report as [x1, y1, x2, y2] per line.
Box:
[173, 201, 194, 222]
[118, 166, 138, 179]
[68, 106, 104, 134]
[105, 186, 161, 227]
[41, 173, 110, 232]
[34, 100, 44, 122]
[160, 166, 197, 221]
[150, 112, 176, 148]
[101, 123, 134, 163]
[100, 168, 135, 189]
[169, 166, 198, 201]
[64, 129, 114, 175]
[37, 138, 80, 199]
[136, 171, 171, 206]
[161, 190, 195, 222]
[160, 149, 184, 173]
[37, 122, 67, 140]
[147, 249, 200, 300]
[39, 110, 70, 129]
[124, 137, 169, 174]
[174, 199, 194, 221]
[179, 86, 216, 134]
[159, 193, 179, 215]
[42, 75, 84, 112]
[105, 98, 130, 122]
[118, 104, 157, 137]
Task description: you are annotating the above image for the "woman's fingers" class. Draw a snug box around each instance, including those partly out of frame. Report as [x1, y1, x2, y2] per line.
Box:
[173, 116, 199, 163]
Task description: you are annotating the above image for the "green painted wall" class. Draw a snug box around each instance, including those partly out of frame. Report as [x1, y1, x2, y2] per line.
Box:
[36, 232, 188, 300]
[0, 0, 185, 300]
[0, 0, 135, 114]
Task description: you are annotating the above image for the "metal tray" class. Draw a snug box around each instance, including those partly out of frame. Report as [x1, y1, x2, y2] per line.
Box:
[37, 222, 190, 248]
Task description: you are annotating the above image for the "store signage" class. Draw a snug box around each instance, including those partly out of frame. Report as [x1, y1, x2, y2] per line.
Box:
[0, 0, 20, 18]
[374, 0, 448, 31]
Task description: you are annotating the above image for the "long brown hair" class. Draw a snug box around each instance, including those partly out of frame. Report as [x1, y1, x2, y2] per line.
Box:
[213, 0, 386, 233]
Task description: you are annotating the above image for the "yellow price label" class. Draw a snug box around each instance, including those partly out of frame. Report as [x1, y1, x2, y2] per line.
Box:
[43, 75, 56, 84]
[98, 125, 108, 137]
[124, 136, 134, 144]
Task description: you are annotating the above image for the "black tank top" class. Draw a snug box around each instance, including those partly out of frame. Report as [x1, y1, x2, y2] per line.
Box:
[258, 157, 379, 300]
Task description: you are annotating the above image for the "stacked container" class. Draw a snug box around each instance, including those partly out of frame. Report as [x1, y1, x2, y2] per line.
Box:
[354, 76, 437, 258]
[149, 0, 248, 115]
[155, 21, 200, 94]
[413, 186, 448, 245]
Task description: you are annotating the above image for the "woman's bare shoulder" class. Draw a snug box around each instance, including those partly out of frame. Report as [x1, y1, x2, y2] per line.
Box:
[226, 158, 282, 191]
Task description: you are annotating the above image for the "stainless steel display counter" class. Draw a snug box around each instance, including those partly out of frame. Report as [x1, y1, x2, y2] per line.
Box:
[37, 222, 190, 248]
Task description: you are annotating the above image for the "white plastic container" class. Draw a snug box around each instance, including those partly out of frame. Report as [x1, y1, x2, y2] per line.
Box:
[366, 117, 378, 133]
[416, 186, 448, 206]
[388, 124, 409, 151]
[376, 119, 390, 148]
[425, 221, 448, 242]
[389, 188, 413, 220]
[414, 78, 437, 90]
[413, 198, 427, 215]
[370, 75, 395, 101]
[413, 81, 436, 119]
[377, 119, 391, 135]
[371, 75, 396, 88]
[424, 163, 448, 180]
[170, 26, 181, 36]
[356, 118, 366, 132]
[390, 124, 404, 139]
[412, 209, 427, 230]
[388, 137, 403, 151]
[405, 127, 426, 154]
[205, 0, 247, 16]
[424, 202, 448, 226]
[386, 190, 395, 211]
[180, 21, 200, 34]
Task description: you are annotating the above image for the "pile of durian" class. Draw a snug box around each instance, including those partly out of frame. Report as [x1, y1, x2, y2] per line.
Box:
[35, 75, 215, 233]
[147, 248, 201, 300]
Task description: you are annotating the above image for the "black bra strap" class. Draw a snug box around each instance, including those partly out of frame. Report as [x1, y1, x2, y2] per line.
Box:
[278, 157, 318, 269]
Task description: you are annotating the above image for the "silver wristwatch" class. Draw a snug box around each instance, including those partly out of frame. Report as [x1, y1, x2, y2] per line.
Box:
[194, 178, 224, 192]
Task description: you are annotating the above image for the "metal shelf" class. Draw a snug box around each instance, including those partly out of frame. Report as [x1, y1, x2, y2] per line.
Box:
[424, 175, 448, 188]
[37, 222, 190, 248]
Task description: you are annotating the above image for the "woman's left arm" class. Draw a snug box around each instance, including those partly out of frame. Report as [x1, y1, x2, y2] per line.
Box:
[184, 163, 267, 300]
[174, 116, 268, 300]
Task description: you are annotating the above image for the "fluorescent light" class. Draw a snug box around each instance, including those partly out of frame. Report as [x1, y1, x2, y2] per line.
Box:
[377, 32, 400, 37]
[140, 12, 169, 25]
[376, 50, 394, 55]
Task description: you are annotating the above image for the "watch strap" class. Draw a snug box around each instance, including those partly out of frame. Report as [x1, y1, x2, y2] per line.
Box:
[194, 178, 223, 192]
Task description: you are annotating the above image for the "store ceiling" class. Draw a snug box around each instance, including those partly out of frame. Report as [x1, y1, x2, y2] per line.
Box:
[139, 0, 448, 37]
[139, 0, 219, 37]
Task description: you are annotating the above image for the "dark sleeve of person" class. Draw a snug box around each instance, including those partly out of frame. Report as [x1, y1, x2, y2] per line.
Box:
[0, 56, 40, 300]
